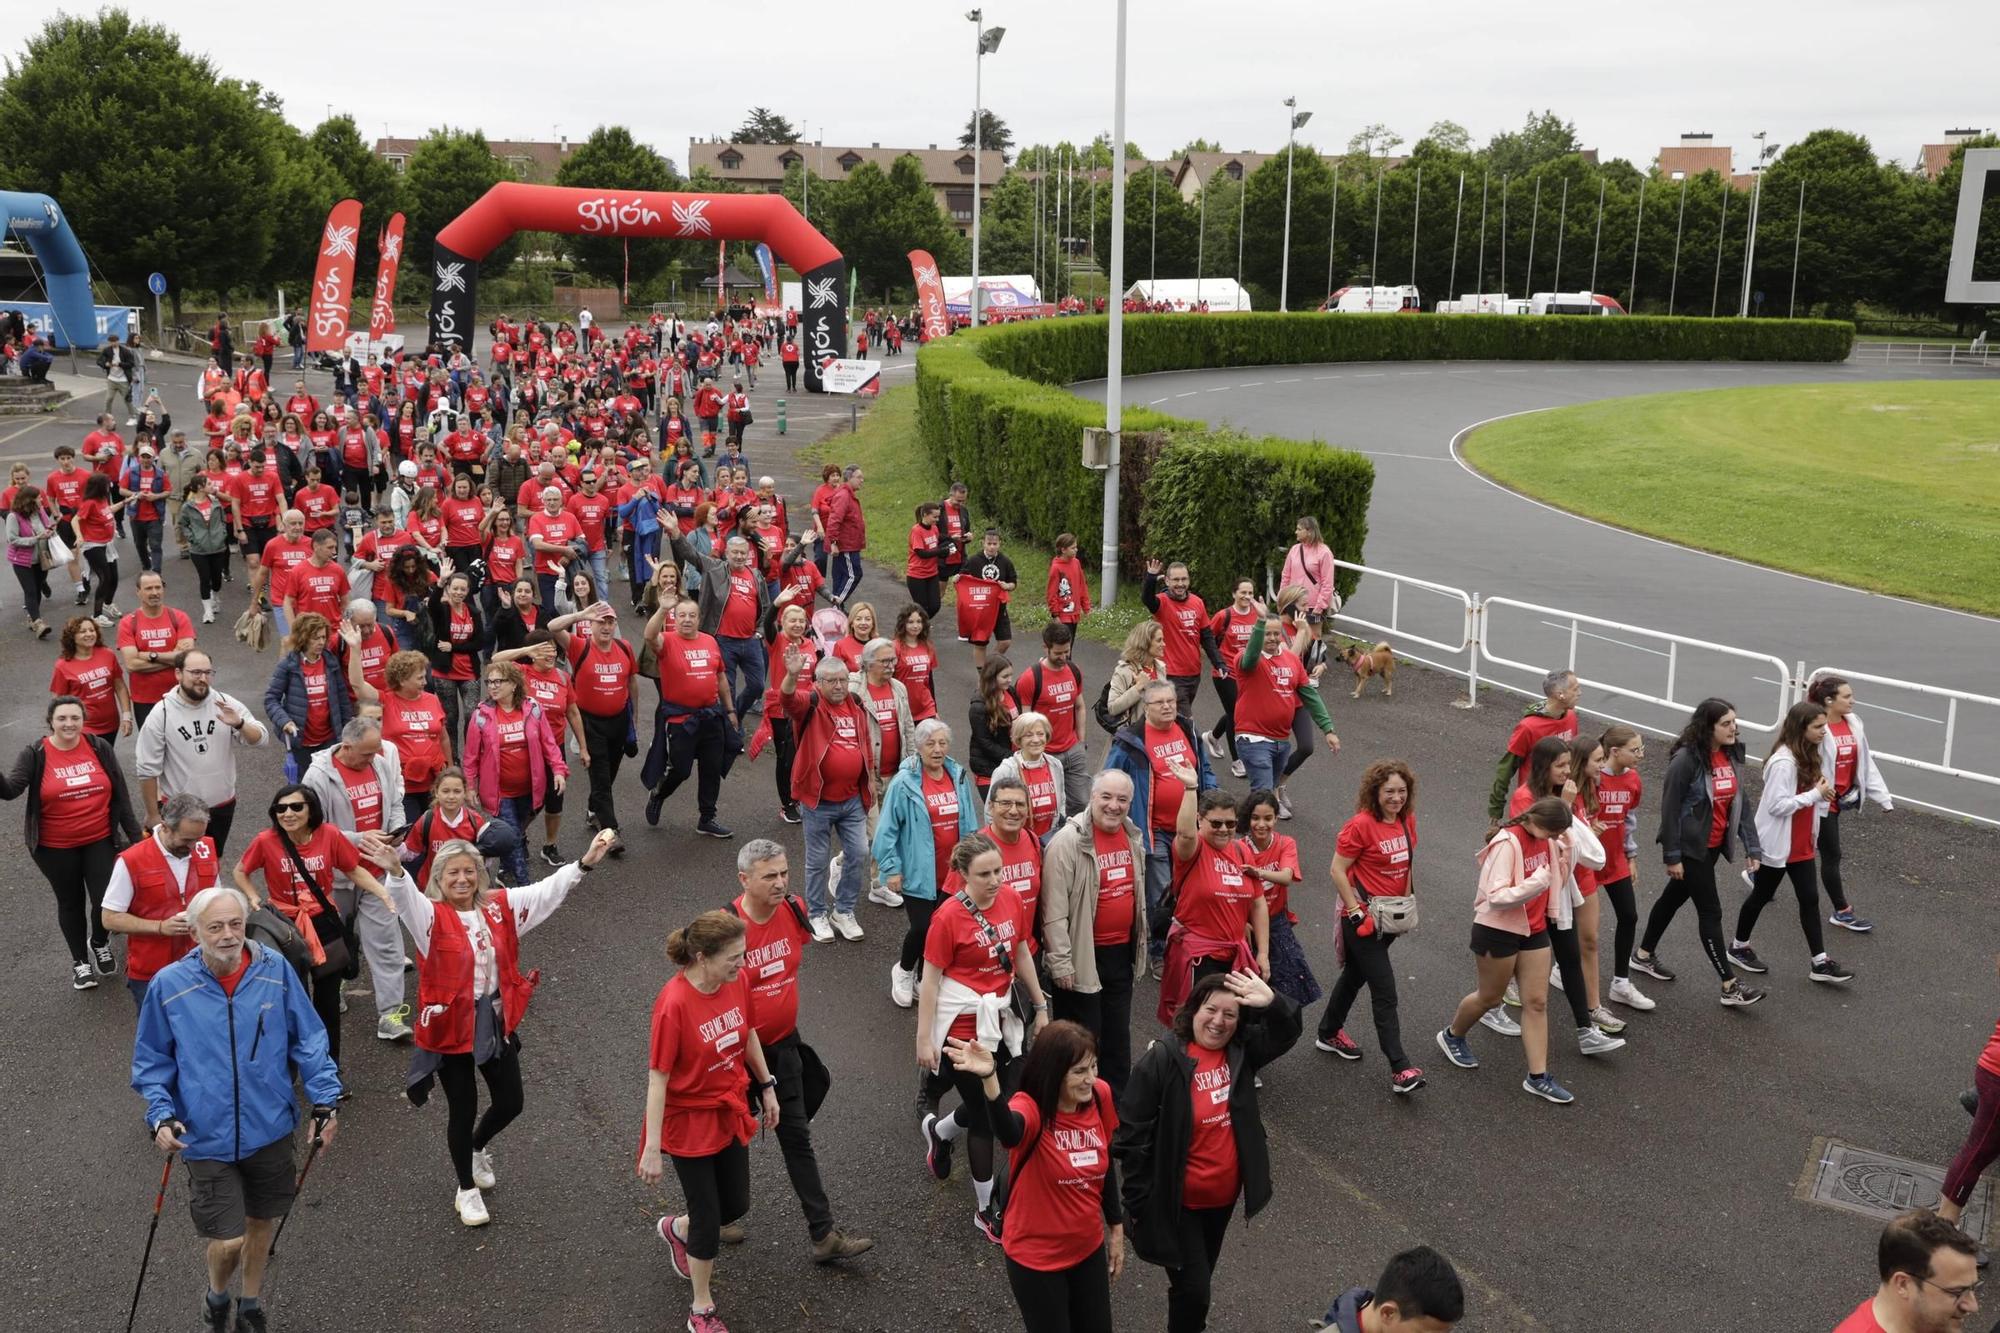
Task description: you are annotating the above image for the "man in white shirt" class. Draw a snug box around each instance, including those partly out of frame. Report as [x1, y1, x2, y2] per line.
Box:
[135, 650, 268, 857]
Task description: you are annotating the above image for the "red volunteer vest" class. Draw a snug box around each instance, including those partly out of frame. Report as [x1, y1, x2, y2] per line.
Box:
[414, 889, 539, 1055]
[122, 836, 220, 981]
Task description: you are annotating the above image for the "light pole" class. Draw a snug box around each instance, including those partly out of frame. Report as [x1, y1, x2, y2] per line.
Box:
[1099, 0, 1129, 606]
[1278, 98, 1311, 311]
[967, 10, 1006, 327]
[1738, 132, 1776, 317]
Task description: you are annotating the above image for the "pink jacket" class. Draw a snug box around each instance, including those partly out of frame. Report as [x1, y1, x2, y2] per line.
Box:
[1471, 827, 1576, 935]
[1281, 542, 1338, 614]
[460, 698, 568, 812]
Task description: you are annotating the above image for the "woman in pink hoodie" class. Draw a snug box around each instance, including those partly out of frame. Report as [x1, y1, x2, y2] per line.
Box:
[1279, 517, 1338, 639]
[1434, 795, 1598, 1106]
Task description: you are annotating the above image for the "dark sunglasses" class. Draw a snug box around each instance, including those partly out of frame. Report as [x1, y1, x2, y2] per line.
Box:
[275, 801, 308, 813]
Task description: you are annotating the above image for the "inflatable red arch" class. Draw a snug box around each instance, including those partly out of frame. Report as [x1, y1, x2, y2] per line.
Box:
[427, 182, 847, 390]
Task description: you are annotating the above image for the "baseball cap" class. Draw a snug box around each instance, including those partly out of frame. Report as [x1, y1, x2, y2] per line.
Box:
[398, 460, 418, 478]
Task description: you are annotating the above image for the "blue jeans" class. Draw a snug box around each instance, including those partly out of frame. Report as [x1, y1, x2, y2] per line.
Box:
[127, 976, 150, 1010]
[270, 603, 289, 640]
[830, 551, 863, 603]
[1145, 836, 1173, 960]
[718, 633, 765, 717]
[494, 795, 537, 883]
[582, 547, 609, 602]
[803, 796, 867, 917]
[1237, 736, 1294, 793]
[291, 344, 306, 369]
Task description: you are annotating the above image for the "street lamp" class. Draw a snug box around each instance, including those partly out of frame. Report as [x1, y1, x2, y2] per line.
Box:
[967, 10, 1006, 327]
[1738, 130, 1777, 318]
[1278, 98, 1312, 312]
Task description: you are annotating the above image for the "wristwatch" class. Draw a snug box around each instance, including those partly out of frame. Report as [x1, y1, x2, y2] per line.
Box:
[753, 1077, 777, 1093]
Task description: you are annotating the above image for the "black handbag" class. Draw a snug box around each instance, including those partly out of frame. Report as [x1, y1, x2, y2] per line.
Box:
[280, 833, 359, 980]
[245, 904, 313, 981]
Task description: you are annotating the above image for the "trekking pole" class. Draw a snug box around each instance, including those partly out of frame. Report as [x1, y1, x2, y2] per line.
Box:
[124, 1149, 177, 1333]
[267, 1117, 327, 1261]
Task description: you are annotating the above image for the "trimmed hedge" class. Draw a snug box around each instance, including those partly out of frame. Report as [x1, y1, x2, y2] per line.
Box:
[914, 312, 1853, 607]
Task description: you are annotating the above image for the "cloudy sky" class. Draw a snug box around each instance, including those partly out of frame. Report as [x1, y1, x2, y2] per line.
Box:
[36, 1, 1995, 172]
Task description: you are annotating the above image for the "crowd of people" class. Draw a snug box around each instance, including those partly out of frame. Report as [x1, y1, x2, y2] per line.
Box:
[7, 310, 1967, 1333]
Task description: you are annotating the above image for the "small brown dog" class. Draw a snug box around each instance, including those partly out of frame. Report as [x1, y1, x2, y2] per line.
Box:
[1337, 640, 1396, 698]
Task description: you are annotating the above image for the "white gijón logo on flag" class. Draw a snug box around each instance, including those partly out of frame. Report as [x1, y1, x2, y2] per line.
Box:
[671, 200, 713, 236]
[806, 276, 839, 307]
[322, 222, 358, 261]
[381, 231, 402, 261]
[914, 264, 938, 286]
[434, 261, 467, 293]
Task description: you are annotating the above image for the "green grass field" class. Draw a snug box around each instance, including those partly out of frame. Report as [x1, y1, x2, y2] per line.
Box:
[1461, 380, 2000, 615]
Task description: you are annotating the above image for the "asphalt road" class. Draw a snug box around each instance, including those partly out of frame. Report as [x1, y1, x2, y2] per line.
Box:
[5, 341, 1999, 1333]
[1071, 359, 2000, 825]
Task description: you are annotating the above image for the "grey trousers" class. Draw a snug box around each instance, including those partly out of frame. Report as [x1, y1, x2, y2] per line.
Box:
[1051, 741, 1093, 814]
[352, 882, 407, 1016]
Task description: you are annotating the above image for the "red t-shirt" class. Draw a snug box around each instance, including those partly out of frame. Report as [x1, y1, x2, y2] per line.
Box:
[863, 682, 901, 772]
[228, 469, 282, 521]
[37, 737, 111, 848]
[288, 561, 349, 625]
[895, 640, 937, 721]
[657, 631, 724, 714]
[717, 570, 760, 639]
[1237, 833, 1301, 921]
[1173, 840, 1257, 948]
[43, 466, 87, 512]
[1021, 663, 1080, 753]
[439, 602, 478, 682]
[816, 698, 868, 804]
[567, 635, 633, 717]
[333, 756, 384, 832]
[1002, 1085, 1119, 1272]
[1507, 709, 1580, 772]
[239, 824, 359, 914]
[527, 511, 581, 577]
[261, 536, 314, 602]
[1152, 592, 1210, 677]
[521, 666, 571, 742]
[1788, 775, 1818, 865]
[1209, 607, 1259, 681]
[566, 492, 613, 551]
[1595, 769, 1642, 883]
[294, 484, 340, 531]
[1092, 823, 1137, 946]
[1234, 648, 1307, 739]
[1707, 750, 1737, 849]
[1017, 756, 1061, 839]
[1335, 811, 1413, 898]
[50, 648, 123, 735]
[1829, 1299, 1890, 1333]
[299, 657, 335, 745]
[922, 769, 963, 889]
[645, 973, 756, 1157]
[1508, 826, 1553, 933]
[1144, 721, 1195, 832]
[924, 890, 1025, 1042]
[1182, 1043, 1241, 1209]
[492, 706, 531, 798]
[485, 535, 525, 586]
[442, 497, 486, 546]
[118, 609, 193, 706]
[381, 689, 448, 793]
[1828, 719, 1858, 797]
[907, 524, 940, 580]
[765, 634, 815, 715]
[74, 497, 115, 544]
[736, 896, 811, 1046]
[987, 826, 1043, 949]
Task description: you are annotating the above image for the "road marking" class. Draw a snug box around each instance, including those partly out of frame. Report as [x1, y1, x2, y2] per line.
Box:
[1399, 370, 1434, 376]
[1274, 377, 1301, 384]
[1351, 449, 1451, 461]
[1351, 372, 1385, 378]
[1238, 380, 1264, 387]
[1204, 386, 1230, 392]
[1175, 391, 1199, 398]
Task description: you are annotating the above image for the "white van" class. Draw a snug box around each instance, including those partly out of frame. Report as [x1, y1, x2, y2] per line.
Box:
[1321, 284, 1422, 313]
[1527, 291, 1626, 316]
[1434, 293, 1510, 314]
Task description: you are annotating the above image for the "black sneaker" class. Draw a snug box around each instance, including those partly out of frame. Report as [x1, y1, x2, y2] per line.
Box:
[922, 1112, 953, 1181]
[1629, 951, 1676, 982]
[1963, 1088, 1982, 1117]
[234, 1304, 267, 1332]
[91, 943, 117, 975]
[71, 961, 97, 990]
[540, 844, 563, 868]
[973, 1204, 1003, 1244]
[607, 833, 627, 858]
[697, 818, 733, 839]
[1809, 958, 1855, 984]
[644, 788, 666, 826]
[1725, 944, 1768, 974]
[1719, 982, 1766, 1008]
[779, 803, 802, 825]
[201, 1294, 231, 1332]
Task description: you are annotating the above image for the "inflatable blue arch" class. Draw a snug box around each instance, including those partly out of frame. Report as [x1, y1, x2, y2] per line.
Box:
[2, 190, 103, 349]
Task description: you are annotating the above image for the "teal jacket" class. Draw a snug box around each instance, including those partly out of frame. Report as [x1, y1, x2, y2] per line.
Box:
[871, 753, 982, 903]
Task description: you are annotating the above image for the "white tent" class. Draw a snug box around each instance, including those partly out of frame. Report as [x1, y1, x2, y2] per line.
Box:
[942, 274, 1043, 314]
[1123, 278, 1251, 312]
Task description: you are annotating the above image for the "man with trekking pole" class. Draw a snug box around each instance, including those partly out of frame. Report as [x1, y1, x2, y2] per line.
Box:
[130, 884, 343, 1332]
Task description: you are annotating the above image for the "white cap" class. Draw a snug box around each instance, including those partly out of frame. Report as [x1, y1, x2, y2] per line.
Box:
[398, 460, 418, 478]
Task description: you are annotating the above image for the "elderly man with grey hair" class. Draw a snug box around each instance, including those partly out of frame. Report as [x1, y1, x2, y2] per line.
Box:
[132, 881, 342, 1333]
[1486, 668, 1582, 825]
[1039, 768, 1148, 1094]
[670, 525, 771, 719]
[779, 647, 877, 943]
[727, 837, 874, 1262]
[302, 715, 412, 1041]
[102, 791, 218, 1008]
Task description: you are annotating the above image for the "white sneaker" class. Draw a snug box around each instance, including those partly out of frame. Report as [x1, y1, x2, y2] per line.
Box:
[1276, 789, 1294, 820]
[1609, 976, 1657, 1011]
[1202, 731, 1224, 760]
[201, 598, 216, 625]
[868, 882, 904, 908]
[829, 910, 864, 941]
[1577, 1025, 1626, 1056]
[1503, 978, 1522, 1008]
[1478, 1007, 1522, 1037]
[808, 914, 835, 943]
[827, 852, 843, 890]
[1548, 965, 1564, 992]
[456, 1186, 490, 1227]
[889, 963, 916, 1008]
[1230, 759, 1247, 780]
[471, 1148, 496, 1189]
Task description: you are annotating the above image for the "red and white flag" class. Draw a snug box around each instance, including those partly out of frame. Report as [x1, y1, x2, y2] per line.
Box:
[306, 198, 363, 353]
[368, 212, 405, 340]
[909, 250, 949, 343]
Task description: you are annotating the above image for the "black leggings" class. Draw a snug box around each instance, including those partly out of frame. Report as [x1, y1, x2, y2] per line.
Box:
[1318, 916, 1407, 1068]
[670, 1140, 750, 1262]
[438, 1044, 525, 1189]
[906, 575, 940, 618]
[770, 715, 795, 809]
[84, 545, 118, 614]
[1639, 846, 1733, 982]
[1599, 876, 1638, 981]
[30, 840, 113, 963]
[1817, 808, 1853, 912]
[1007, 1249, 1113, 1333]
[1165, 1204, 1233, 1333]
[1282, 705, 1315, 779]
[1546, 924, 1593, 1028]
[1737, 860, 1827, 956]
[900, 893, 938, 973]
[193, 551, 228, 601]
[1206, 676, 1239, 759]
[12, 562, 47, 621]
[923, 1047, 1007, 1185]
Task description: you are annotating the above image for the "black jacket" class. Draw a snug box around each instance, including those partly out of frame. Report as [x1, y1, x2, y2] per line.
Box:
[0, 734, 142, 851]
[424, 589, 489, 675]
[1655, 740, 1762, 866]
[1113, 992, 1302, 1267]
[966, 693, 1013, 784]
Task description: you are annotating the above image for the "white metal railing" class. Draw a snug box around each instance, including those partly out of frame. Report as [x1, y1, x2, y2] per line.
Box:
[1801, 665, 2000, 825]
[1478, 596, 1793, 736]
[1850, 340, 1994, 367]
[1323, 558, 1478, 683]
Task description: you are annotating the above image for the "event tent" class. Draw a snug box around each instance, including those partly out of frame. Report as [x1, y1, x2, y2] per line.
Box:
[942, 274, 1042, 315]
[1122, 278, 1251, 312]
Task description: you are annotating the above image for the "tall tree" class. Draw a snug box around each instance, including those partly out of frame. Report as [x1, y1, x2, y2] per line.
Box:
[1485, 110, 1582, 178]
[553, 125, 681, 288]
[1172, 137, 1223, 156]
[960, 109, 1014, 160]
[261, 114, 349, 299]
[1422, 120, 1473, 154]
[1345, 123, 1404, 159]
[0, 10, 282, 315]
[304, 114, 404, 290]
[402, 129, 518, 276]
[734, 107, 799, 144]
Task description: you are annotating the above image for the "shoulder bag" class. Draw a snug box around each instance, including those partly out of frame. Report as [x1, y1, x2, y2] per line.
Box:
[1365, 816, 1420, 936]
[280, 833, 360, 980]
